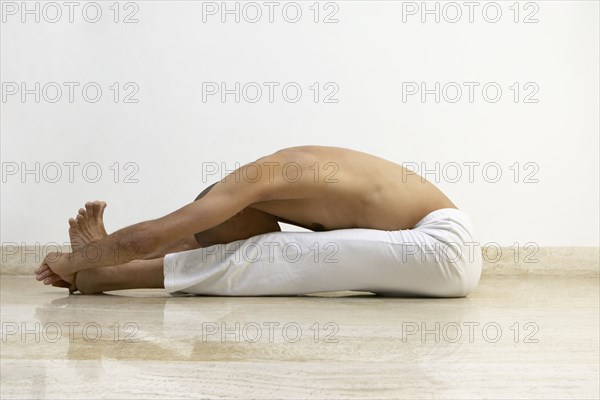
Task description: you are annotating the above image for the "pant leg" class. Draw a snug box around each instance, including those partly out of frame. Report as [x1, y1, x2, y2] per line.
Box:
[163, 208, 481, 297]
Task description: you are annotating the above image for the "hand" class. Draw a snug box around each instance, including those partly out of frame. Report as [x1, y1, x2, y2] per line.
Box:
[34, 251, 76, 286]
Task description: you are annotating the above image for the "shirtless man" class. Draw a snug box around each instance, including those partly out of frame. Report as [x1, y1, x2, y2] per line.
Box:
[34, 145, 482, 297]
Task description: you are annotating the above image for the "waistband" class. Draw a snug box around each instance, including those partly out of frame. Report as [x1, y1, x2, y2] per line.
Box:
[413, 207, 478, 244]
[414, 208, 472, 228]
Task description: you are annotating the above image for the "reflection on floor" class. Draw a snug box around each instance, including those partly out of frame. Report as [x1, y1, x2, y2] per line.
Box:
[1, 275, 598, 399]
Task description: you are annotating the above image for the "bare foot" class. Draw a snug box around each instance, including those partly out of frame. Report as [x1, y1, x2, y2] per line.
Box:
[69, 201, 108, 250]
[33, 251, 76, 292]
[37, 201, 109, 292]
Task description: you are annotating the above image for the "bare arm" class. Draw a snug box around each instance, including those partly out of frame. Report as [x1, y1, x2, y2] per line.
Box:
[142, 235, 202, 259]
[57, 158, 275, 273]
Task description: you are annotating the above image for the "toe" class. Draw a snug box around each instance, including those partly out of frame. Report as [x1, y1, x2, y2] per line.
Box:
[76, 214, 85, 225]
[85, 202, 94, 218]
[52, 280, 71, 288]
[68, 218, 77, 228]
[98, 201, 107, 218]
[92, 201, 102, 219]
[78, 208, 86, 217]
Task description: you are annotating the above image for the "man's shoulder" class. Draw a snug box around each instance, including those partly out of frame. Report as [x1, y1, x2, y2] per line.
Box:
[223, 146, 359, 203]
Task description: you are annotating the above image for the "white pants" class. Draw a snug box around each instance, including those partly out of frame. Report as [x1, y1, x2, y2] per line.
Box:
[164, 208, 483, 297]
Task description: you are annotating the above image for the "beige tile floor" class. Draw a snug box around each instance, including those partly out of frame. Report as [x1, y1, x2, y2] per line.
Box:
[1, 274, 598, 399]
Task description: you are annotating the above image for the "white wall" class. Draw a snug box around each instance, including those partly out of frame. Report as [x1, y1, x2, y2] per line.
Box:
[1, 1, 598, 247]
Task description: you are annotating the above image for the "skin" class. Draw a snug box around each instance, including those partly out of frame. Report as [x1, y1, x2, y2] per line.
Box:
[34, 145, 457, 294]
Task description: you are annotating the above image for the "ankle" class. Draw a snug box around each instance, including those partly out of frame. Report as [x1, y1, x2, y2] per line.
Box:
[76, 270, 102, 295]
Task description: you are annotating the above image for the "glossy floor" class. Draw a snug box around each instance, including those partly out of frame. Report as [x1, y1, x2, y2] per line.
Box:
[1, 275, 598, 399]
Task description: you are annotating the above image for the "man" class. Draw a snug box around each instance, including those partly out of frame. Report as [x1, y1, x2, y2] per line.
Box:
[35, 145, 482, 297]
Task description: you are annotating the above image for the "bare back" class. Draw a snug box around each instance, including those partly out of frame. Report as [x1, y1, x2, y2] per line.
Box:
[233, 146, 457, 231]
